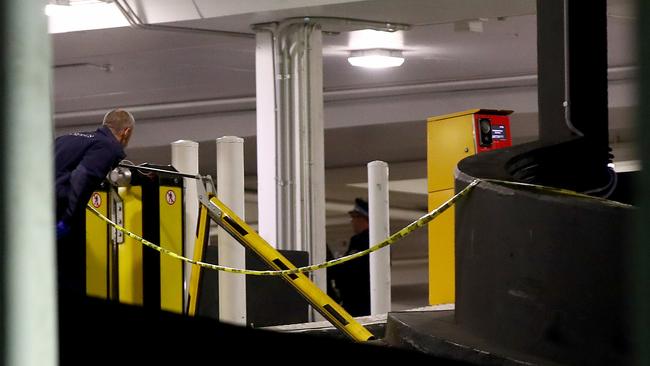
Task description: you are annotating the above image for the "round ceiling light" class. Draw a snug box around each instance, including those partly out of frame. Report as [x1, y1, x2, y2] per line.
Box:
[347, 49, 405, 69]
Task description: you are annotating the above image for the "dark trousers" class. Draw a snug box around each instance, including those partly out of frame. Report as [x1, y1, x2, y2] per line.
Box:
[56, 221, 86, 298]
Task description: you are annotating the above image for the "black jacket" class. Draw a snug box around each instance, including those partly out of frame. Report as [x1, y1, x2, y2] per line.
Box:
[331, 229, 370, 317]
[55, 126, 125, 224]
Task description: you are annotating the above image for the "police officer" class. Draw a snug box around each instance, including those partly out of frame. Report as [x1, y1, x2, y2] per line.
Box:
[55, 108, 134, 295]
[328, 198, 370, 317]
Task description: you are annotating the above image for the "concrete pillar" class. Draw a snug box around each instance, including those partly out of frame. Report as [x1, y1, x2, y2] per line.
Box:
[1, 0, 58, 364]
[255, 23, 327, 316]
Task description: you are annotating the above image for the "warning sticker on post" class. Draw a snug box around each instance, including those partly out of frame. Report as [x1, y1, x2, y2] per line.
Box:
[91, 192, 102, 208]
[165, 190, 176, 205]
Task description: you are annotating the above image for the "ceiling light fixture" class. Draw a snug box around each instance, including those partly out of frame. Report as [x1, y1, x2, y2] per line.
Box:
[347, 49, 405, 69]
[48, 0, 112, 5]
[45, 0, 127, 33]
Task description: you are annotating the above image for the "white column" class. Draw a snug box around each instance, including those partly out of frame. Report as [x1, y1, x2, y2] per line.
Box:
[255, 24, 327, 318]
[255, 30, 278, 248]
[216, 136, 247, 325]
[3, 0, 57, 364]
[171, 140, 199, 307]
[368, 161, 391, 315]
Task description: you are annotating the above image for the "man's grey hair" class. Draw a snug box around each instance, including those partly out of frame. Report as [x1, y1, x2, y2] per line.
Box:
[102, 109, 135, 133]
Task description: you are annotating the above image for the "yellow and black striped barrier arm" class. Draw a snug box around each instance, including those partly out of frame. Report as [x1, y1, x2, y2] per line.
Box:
[203, 194, 375, 342]
[187, 198, 211, 317]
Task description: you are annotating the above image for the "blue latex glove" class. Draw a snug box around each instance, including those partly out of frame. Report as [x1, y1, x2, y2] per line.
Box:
[56, 220, 71, 240]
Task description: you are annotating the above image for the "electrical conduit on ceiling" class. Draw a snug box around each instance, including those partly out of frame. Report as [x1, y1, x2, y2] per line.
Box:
[53, 65, 636, 126]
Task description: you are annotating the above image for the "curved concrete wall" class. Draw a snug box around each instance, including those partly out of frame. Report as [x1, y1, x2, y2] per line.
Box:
[454, 170, 634, 365]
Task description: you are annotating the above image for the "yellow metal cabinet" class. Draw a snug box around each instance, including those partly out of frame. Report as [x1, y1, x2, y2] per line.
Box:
[427, 109, 512, 305]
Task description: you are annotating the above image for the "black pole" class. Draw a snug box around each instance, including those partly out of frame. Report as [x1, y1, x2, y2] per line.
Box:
[536, 0, 612, 193]
[566, 0, 609, 147]
[537, 0, 570, 142]
[635, 0, 649, 364]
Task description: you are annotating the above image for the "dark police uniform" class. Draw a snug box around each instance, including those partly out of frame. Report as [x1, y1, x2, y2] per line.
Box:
[55, 126, 126, 295]
[330, 229, 370, 317]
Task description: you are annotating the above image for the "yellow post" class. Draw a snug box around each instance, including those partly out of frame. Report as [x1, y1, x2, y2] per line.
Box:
[118, 186, 144, 305]
[187, 203, 210, 316]
[86, 190, 109, 298]
[159, 185, 184, 313]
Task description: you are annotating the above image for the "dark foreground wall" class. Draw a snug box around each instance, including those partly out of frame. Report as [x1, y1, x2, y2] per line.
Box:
[58, 293, 470, 365]
[454, 171, 634, 365]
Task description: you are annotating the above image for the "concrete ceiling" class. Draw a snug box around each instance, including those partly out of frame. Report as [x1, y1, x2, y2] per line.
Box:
[50, 0, 639, 251]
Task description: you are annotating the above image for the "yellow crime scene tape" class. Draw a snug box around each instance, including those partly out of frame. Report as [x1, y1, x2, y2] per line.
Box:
[481, 178, 633, 208]
[87, 179, 479, 276]
[86, 177, 629, 276]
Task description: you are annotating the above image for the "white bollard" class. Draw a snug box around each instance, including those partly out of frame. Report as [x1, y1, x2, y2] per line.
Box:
[368, 161, 391, 315]
[216, 136, 247, 325]
[171, 140, 199, 308]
